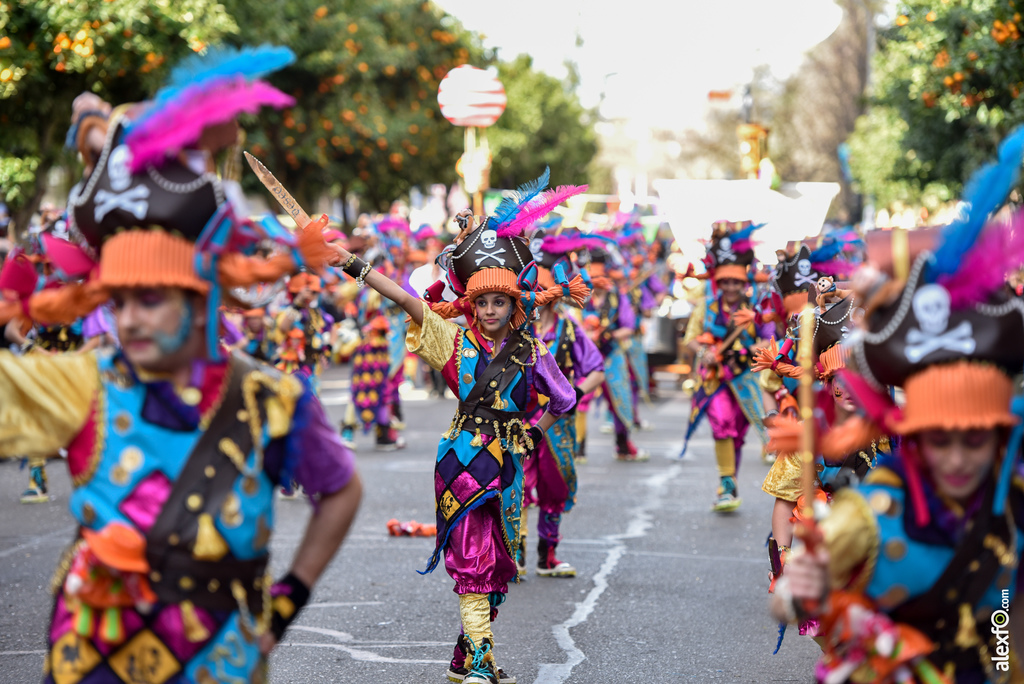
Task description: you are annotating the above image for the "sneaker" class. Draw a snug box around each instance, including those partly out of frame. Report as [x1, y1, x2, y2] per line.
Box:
[278, 483, 304, 500]
[536, 540, 576, 578]
[340, 425, 356, 450]
[375, 426, 406, 451]
[515, 538, 527, 579]
[712, 476, 741, 513]
[20, 465, 49, 504]
[447, 667, 517, 684]
[614, 434, 649, 462]
[457, 637, 511, 684]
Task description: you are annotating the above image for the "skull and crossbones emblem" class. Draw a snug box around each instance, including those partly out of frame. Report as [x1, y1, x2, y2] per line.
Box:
[904, 284, 976, 363]
[94, 185, 151, 223]
[475, 229, 506, 266]
[794, 258, 818, 287]
[529, 237, 544, 263]
[716, 237, 736, 263]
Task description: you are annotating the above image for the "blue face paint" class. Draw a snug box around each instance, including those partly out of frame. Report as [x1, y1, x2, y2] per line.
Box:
[153, 298, 193, 355]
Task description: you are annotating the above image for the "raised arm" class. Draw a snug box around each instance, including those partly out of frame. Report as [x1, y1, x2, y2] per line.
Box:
[328, 244, 425, 326]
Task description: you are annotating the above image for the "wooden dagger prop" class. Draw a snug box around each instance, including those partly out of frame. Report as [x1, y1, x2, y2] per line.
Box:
[244, 151, 313, 229]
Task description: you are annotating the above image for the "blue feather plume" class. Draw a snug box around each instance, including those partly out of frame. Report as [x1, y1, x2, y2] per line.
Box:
[729, 222, 764, 242]
[772, 623, 787, 654]
[490, 167, 551, 228]
[168, 44, 295, 90]
[930, 125, 1024, 279]
[808, 239, 844, 264]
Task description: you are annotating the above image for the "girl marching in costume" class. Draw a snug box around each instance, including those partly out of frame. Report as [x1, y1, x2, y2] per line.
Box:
[582, 249, 649, 461]
[682, 221, 772, 512]
[329, 172, 588, 684]
[0, 47, 362, 684]
[517, 229, 606, 579]
[773, 129, 1024, 683]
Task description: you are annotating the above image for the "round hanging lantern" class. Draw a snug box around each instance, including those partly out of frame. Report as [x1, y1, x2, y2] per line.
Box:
[437, 65, 506, 128]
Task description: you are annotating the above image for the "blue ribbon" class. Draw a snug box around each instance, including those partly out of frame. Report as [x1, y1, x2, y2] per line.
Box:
[994, 396, 1024, 515]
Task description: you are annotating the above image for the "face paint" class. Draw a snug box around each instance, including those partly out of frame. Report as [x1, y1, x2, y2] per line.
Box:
[153, 298, 194, 355]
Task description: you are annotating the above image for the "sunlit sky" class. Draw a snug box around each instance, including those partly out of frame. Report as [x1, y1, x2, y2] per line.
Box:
[434, 0, 846, 130]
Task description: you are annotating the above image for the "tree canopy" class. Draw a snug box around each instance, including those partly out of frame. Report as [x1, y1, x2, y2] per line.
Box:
[847, 0, 1024, 210]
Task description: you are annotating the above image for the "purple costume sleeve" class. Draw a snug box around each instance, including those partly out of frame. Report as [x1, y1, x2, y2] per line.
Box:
[570, 320, 604, 379]
[220, 313, 243, 345]
[617, 294, 636, 330]
[646, 275, 668, 295]
[533, 347, 576, 417]
[639, 287, 657, 312]
[82, 307, 111, 339]
[756, 321, 775, 340]
[264, 392, 356, 499]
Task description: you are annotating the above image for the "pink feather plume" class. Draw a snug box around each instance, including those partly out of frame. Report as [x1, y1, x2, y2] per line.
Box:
[540, 234, 605, 254]
[496, 185, 588, 238]
[127, 76, 294, 171]
[938, 212, 1024, 309]
[813, 260, 856, 276]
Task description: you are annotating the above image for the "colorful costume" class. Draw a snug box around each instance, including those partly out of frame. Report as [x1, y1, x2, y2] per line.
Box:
[518, 231, 604, 578]
[396, 171, 588, 684]
[582, 250, 647, 461]
[0, 46, 357, 684]
[774, 129, 1024, 683]
[274, 273, 333, 390]
[682, 222, 770, 511]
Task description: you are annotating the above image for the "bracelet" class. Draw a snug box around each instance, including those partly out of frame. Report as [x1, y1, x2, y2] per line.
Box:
[269, 572, 311, 641]
[355, 262, 372, 288]
[343, 255, 367, 279]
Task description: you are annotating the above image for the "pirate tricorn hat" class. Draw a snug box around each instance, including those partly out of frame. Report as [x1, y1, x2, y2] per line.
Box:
[812, 293, 854, 379]
[430, 169, 591, 328]
[706, 221, 758, 282]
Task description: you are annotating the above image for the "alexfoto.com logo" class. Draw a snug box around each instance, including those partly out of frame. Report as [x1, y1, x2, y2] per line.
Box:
[991, 589, 1011, 672]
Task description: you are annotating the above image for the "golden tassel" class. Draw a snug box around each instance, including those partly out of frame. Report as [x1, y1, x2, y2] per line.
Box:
[492, 391, 508, 410]
[193, 513, 229, 562]
[180, 600, 211, 643]
[470, 429, 483, 447]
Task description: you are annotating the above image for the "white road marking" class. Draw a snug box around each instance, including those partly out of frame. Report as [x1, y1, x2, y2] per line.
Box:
[0, 525, 76, 559]
[534, 463, 683, 684]
[0, 650, 47, 657]
[302, 601, 385, 609]
[284, 626, 448, 664]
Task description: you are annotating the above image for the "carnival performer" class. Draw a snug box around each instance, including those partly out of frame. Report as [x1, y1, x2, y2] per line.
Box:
[0, 47, 362, 684]
[516, 229, 605, 579]
[681, 221, 771, 512]
[235, 307, 274, 362]
[274, 272, 333, 392]
[772, 128, 1024, 683]
[583, 248, 649, 462]
[328, 171, 587, 684]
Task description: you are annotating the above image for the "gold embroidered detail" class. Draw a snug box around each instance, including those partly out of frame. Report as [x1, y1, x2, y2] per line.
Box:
[110, 464, 130, 486]
[254, 516, 271, 551]
[242, 476, 259, 496]
[208, 579, 220, 592]
[440, 490, 459, 519]
[179, 600, 211, 643]
[883, 538, 907, 562]
[50, 630, 102, 683]
[462, 348, 477, 358]
[237, 409, 249, 422]
[119, 446, 143, 472]
[82, 502, 96, 526]
[186, 493, 203, 511]
[470, 430, 484, 447]
[955, 603, 981, 650]
[984, 533, 1015, 566]
[204, 465, 216, 479]
[179, 576, 195, 590]
[221, 493, 243, 528]
[463, 373, 474, 384]
[107, 629, 181, 683]
[193, 514, 228, 561]
[180, 387, 202, 406]
[868, 491, 892, 515]
[168, 534, 180, 546]
[113, 411, 132, 435]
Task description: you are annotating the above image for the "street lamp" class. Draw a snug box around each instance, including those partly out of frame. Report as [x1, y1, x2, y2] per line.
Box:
[437, 65, 507, 215]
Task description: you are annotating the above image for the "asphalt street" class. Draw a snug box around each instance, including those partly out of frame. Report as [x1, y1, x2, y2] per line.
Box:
[0, 366, 819, 683]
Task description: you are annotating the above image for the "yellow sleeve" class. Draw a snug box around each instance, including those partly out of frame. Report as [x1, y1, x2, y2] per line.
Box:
[820, 488, 880, 593]
[682, 298, 705, 345]
[0, 351, 99, 458]
[406, 301, 460, 372]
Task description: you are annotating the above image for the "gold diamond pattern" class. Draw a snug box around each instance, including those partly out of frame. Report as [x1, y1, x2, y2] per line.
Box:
[108, 628, 181, 684]
[50, 632, 101, 684]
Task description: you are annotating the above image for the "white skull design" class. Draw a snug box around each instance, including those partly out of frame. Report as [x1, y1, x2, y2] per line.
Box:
[481, 229, 497, 249]
[720, 237, 732, 250]
[797, 259, 811, 276]
[107, 145, 133, 192]
[530, 237, 544, 262]
[912, 284, 951, 335]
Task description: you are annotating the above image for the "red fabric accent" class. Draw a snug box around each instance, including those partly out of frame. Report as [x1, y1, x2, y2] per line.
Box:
[67, 399, 99, 483]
